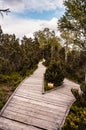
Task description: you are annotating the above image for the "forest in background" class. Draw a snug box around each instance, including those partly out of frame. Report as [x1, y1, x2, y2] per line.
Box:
[58, 0, 86, 129]
[0, 0, 86, 129]
[0, 27, 42, 109]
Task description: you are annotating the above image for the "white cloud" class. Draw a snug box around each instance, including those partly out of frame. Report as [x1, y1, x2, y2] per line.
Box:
[0, 15, 58, 39]
[0, 0, 63, 39]
[0, 0, 25, 12]
[0, 0, 64, 12]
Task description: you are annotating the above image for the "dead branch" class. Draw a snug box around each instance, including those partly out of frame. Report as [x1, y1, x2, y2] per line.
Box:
[0, 9, 10, 16]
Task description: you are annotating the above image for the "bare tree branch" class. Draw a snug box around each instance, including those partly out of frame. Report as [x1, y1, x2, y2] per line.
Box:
[0, 9, 10, 16]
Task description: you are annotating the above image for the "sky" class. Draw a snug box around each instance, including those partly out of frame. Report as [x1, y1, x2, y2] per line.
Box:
[0, 0, 65, 39]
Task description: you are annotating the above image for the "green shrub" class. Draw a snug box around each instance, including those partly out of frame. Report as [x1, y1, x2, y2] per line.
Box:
[63, 82, 86, 130]
[0, 66, 38, 110]
[0, 73, 23, 91]
[44, 61, 65, 86]
[80, 81, 86, 95]
[26, 65, 37, 76]
[62, 105, 86, 130]
[43, 58, 51, 67]
[0, 74, 10, 84]
[80, 82, 86, 107]
[71, 82, 86, 107]
[0, 90, 8, 110]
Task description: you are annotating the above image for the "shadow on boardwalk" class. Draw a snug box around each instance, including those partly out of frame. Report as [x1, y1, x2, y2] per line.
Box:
[0, 62, 80, 130]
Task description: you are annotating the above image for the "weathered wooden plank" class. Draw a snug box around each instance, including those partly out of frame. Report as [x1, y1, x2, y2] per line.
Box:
[14, 93, 73, 107]
[28, 88, 74, 98]
[18, 89, 41, 94]
[4, 106, 59, 123]
[15, 90, 73, 104]
[19, 88, 42, 92]
[6, 103, 62, 118]
[12, 95, 68, 111]
[10, 99, 65, 115]
[2, 110, 59, 130]
[0, 117, 41, 130]
[20, 84, 42, 89]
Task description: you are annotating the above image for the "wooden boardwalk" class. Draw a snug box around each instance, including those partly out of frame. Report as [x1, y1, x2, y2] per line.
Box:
[0, 62, 80, 130]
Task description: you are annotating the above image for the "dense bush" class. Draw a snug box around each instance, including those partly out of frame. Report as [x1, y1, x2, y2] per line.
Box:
[80, 82, 86, 95]
[62, 105, 86, 130]
[0, 66, 37, 110]
[80, 82, 86, 107]
[62, 82, 86, 130]
[0, 73, 23, 91]
[44, 61, 65, 86]
[66, 66, 85, 83]
[66, 50, 85, 83]
[71, 81, 86, 107]
[0, 89, 10, 110]
[0, 27, 42, 75]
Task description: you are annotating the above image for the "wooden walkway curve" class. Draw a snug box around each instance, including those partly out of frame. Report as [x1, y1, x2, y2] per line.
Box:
[0, 62, 80, 130]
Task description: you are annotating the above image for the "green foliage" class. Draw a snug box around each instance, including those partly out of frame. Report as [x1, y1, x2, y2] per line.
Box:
[35, 28, 62, 62]
[66, 50, 85, 83]
[71, 82, 86, 108]
[62, 105, 86, 130]
[66, 67, 84, 83]
[0, 90, 7, 110]
[80, 82, 86, 95]
[0, 29, 42, 75]
[0, 73, 23, 91]
[63, 81, 86, 130]
[58, 0, 86, 50]
[0, 74, 10, 84]
[44, 61, 65, 86]
[71, 89, 80, 101]
[0, 65, 38, 110]
[58, 0, 86, 83]
[0, 27, 42, 110]
[25, 65, 37, 76]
